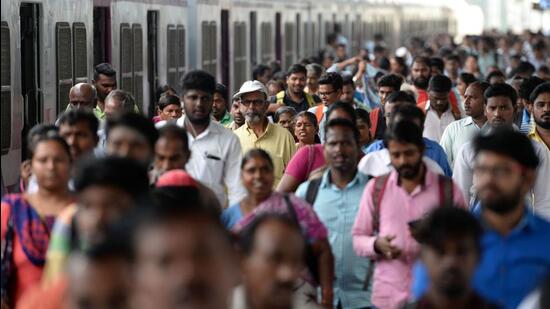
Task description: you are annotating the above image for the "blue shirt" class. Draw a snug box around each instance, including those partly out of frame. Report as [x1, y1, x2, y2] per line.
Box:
[221, 203, 243, 230]
[411, 210, 550, 309]
[296, 170, 372, 308]
[365, 137, 452, 176]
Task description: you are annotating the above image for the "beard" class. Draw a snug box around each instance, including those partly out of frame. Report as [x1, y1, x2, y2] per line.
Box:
[413, 76, 429, 90]
[535, 114, 550, 129]
[245, 112, 262, 124]
[479, 185, 523, 214]
[396, 160, 423, 179]
[436, 268, 468, 299]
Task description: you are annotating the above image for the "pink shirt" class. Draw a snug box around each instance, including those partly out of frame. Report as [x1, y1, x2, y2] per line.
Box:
[352, 168, 466, 309]
[284, 144, 325, 183]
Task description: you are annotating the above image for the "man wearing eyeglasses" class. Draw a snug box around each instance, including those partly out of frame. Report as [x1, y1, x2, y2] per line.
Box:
[307, 72, 344, 142]
[234, 80, 297, 187]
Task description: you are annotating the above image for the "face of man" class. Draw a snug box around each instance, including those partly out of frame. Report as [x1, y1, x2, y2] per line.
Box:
[378, 86, 395, 104]
[182, 89, 213, 126]
[239, 91, 268, 125]
[324, 125, 358, 172]
[387, 140, 424, 179]
[318, 84, 341, 107]
[356, 118, 371, 146]
[463, 84, 485, 119]
[231, 100, 245, 126]
[286, 73, 306, 95]
[106, 127, 152, 165]
[154, 136, 189, 174]
[159, 104, 182, 122]
[257, 69, 272, 86]
[306, 72, 320, 93]
[133, 217, 237, 309]
[428, 90, 451, 114]
[211, 93, 227, 121]
[59, 121, 98, 161]
[69, 86, 95, 110]
[456, 78, 468, 97]
[445, 59, 460, 77]
[340, 85, 355, 104]
[533, 92, 550, 129]
[277, 112, 294, 133]
[422, 236, 478, 300]
[242, 219, 304, 309]
[486, 96, 515, 128]
[94, 74, 117, 102]
[412, 61, 430, 90]
[104, 97, 123, 118]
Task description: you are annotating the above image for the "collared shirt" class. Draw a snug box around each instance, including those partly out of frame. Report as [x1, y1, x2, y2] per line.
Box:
[519, 109, 534, 134]
[351, 169, 466, 309]
[93, 105, 105, 120]
[440, 116, 488, 166]
[225, 121, 242, 131]
[528, 127, 550, 151]
[217, 111, 233, 127]
[365, 138, 452, 176]
[422, 101, 458, 143]
[358, 149, 444, 177]
[176, 117, 247, 207]
[234, 121, 297, 187]
[296, 170, 372, 309]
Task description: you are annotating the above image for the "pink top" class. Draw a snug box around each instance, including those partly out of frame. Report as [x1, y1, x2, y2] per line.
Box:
[352, 169, 466, 309]
[284, 144, 325, 183]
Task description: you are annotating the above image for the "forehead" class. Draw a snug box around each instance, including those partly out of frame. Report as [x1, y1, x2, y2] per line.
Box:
[184, 89, 211, 97]
[253, 221, 303, 253]
[96, 74, 116, 83]
[429, 91, 449, 97]
[412, 62, 428, 69]
[534, 92, 550, 103]
[387, 140, 420, 152]
[319, 84, 335, 91]
[59, 121, 93, 132]
[475, 150, 519, 166]
[241, 91, 265, 101]
[325, 125, 355, 141]
[156, 136, 185, 150]
[109, 126, 147, 142]
[465, 84, 482, 96]
[288, 72, 305, 79]
[487, 96, 513, 107]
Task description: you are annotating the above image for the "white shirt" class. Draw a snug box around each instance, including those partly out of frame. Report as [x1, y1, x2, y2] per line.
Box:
[176, 117, 247, 207]
[440, 117, 488, 167]
[423, 101, 459, 143]
[357, 149, 444, 177]
[453, 139, 550, 219]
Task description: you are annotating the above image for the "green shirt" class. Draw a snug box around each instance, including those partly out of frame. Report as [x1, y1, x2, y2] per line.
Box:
[219, 111, 233, 127]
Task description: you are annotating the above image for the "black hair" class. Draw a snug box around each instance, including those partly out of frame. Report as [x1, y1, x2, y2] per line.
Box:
[93, 63, 116, 81]
[74, 156, 149, 199]
[152, 187, 201, 212]
[27, 124, 59, 158]
[342, 75, 355, 88]
[530, 82, 550, 104]
[390, 104, 426, 126]
[412, 56, 430, 67]
[519, 77, 545, 101]
[326, 101, 357, 124]
[252, 64, 271, 80]
[384, 120, 425, 149]
[355, 108, 371, 128]
[385, 91, 417, 105]
[414, 207, 482, 253]
[484, 83, 518, 107]
[485, 70, 506, 83]
[429, 57, 445, 73]
[58, 109, 99, 136]
[238, 214, 303, 256]
[392, 56, 409, 76]
[458, 72, 478, 86]
[286, 64, 307, 77]
[318, 72, 344, 91]
[444, 54, 461, 63]
[428, 74, 452, 93]
[295, 111, 319, 130]
[473, 127, 539, 169]
[377, 74, 404, 91]
[181, 70, 216, 95]
[378, 57, 390, 71]
[538, 65, 550, 75]
[157, 124, 189, 153]
[514, 61, 536, 76]
[157, 94, 181, 111]
[106, 113, 159, 150]
[324, 118, 360, 145]
[241, 148, 274, 170]
[214, 82, 229, 104]
[30, 135, 72, 161]
[273, 106, 298, 123]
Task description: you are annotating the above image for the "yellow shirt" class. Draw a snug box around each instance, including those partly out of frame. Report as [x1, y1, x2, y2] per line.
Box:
[528, 128, 550, 151]
[234, 122, 297, 187]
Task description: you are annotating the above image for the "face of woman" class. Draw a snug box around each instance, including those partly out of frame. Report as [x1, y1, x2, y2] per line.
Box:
[294, 116, 317, 145]
[32, 140, 71, 192]
[241, 156, 274, 200]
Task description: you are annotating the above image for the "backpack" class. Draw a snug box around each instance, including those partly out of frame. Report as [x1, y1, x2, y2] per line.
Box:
[275, 91, 316, 109]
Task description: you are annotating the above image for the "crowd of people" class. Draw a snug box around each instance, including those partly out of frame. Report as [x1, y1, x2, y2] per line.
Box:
[1, 29, 550, 309]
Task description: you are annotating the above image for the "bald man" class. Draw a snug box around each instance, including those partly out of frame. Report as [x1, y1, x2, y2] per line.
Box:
[103, 89, 135, 118]
[67, 83, 96, 111]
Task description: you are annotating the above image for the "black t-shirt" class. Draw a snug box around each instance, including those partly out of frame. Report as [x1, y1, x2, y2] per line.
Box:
[269, 91, 321, 113]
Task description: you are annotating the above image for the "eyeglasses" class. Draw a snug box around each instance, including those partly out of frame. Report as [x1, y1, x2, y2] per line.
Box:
[473, 164, 523, 178]
[240, 99, 265, 107]
[318, 90, 336, 97]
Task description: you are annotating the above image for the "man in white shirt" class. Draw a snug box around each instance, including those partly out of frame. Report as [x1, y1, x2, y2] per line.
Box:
[175, 70, 247, 206]
[440, 81, 490, 166]
[422, 75, 462, 142]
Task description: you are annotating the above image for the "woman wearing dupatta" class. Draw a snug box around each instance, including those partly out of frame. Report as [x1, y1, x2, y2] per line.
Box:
[1, 135, 74, 307]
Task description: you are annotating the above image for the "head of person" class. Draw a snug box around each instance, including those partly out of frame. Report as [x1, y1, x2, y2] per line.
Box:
[181, 70, 216, 126]
[484, 83, 518, 128]
[156, 85, 177, 100]
[93, 63, 117, 102]
[415, 207, 483, 300]
[130, 202, 237, 309]
[411, 56, 431, 90]
[473, 128, 539, 215]
[390, 56, 408, 76]
[429, 57, 445, 76]
[286, 64, 307, 95]
[235, 80, 269, 125]
[377, 74, 404, 104]
[212, 83, 229, 121]
[384, 120, 425, 179]
[26, 124, 59, 159]
[69, 83, 97, 110]
[340, 75, 356, 104]
[486, 70, 506, 85]
[238, 214, 305, 309]
[318, 72, 344, 107]
[356, 108, 372, 147]
[464, 54, 479, 73]
[324, 118, 360, 172]
[252, 64, 272, 86]
[537, 65, 550, 81]
[157, 94, 182, 122]
[230, 97, 245, 126]
[106, 113, 159, 165]
[306, 63, 325, 93]
[529, 82, 550, 130]
[58, 109, 99, 160]
[335, 43, 347, 60]
[294, 111, 319, 145]
[519, 76, 545, 112]
[266, 79, 285, 97]
[456, 72, 477, 97]
[274, 106, 297, 133]
[444, 54, 461, 77]
[326, 101, 358, 123]
[463, 81, 490, 119]
[104, 90, 136, 118]
[153, 125, 190, 174]
[513, 61, 536, 79]
[29, 135, 72, 192]
[240, 149, 274, 201]
[428, 74, 453, 114]
[74, 157, 149, 246]
[384, 91, 417, 127]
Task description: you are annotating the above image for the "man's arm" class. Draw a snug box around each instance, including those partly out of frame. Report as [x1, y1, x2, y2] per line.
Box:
[224, 133, 247, 206]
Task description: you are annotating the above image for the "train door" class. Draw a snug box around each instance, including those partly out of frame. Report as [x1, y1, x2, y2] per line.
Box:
[93, 6, 111, 65]
[20, 3, 42, 160]
[147, 11, 158, 117]
[275, 12, 281, 62]
[221, 9, 229, 89]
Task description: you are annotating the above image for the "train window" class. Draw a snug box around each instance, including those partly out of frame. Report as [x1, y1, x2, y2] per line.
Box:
[303, 22, 310, 59]
[73, 22, 87, 84]
[295, 14, 301, 61]
[56, 22, 73, 113]
[233, 22, 247, 91]
[201, 21, 217, 76]
[133, 24, 143, 112]
[250, 12, 257, 67]
[120, 23, 133, 95]
[284, 22, 294, 69]
[177, 25, 186, 86]
[260, 22, 272, 65]
[1, 21, 11, 154]
[167, 25, 178, 91]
